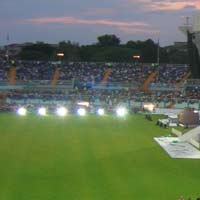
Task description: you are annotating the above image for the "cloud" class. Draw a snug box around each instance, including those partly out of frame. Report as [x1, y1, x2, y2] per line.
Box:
[127, 0, 200, 12]
[21, 16, 160, 36]
[23, 16, 149, 28]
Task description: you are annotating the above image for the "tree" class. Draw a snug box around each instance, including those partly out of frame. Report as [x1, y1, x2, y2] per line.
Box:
[97, 34, 120, 46]
[126, 39, 158, 63]
[126, 40, 137, 48]
[141, 39, 157, 63]
[19, 42, 55, 60]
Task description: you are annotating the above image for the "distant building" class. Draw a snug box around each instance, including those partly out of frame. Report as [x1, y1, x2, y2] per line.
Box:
[4, 42, 59, 58]
[164, 42, 187, 54]
[174, 42, 187, 52]
[4, 43, 33, 57]
[6, 44, 23, 56]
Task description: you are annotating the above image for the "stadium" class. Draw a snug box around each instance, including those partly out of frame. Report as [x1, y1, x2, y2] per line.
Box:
[1, 14, 200, 200]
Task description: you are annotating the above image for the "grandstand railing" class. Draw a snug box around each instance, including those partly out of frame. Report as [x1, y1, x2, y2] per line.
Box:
[186, 79, 200, 86]
[0, 78, 191, 91]
[5, 96, 200, 110]
[0, 80, 74, 90]
[149, 83, 183, 91]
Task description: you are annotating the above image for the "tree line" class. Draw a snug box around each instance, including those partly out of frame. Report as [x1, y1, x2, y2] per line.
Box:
[18, 34, 189, 64]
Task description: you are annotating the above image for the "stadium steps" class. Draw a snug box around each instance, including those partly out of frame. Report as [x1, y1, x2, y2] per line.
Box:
[176, 72, 191, 88]
[0, 92, 7, 106]
[51, 68, 59, 86]
[140, 71, 157, 91]
[9, 66, 16, 85]
[100, 68, 112, 86]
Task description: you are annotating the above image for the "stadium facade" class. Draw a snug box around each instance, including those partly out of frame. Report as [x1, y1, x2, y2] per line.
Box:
[179, 13, 200, 78]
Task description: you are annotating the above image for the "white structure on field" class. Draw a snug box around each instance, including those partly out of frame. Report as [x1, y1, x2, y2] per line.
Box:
[179, 126, 200, 149]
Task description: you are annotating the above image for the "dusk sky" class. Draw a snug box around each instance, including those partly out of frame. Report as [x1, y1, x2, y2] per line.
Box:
[0, 0, 200, 46]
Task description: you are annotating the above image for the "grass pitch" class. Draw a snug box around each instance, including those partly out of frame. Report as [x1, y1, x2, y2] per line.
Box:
[0, 113, 200, 200]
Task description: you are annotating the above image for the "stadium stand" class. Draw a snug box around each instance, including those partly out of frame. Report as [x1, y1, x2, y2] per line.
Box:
[1, 59, 199, 112]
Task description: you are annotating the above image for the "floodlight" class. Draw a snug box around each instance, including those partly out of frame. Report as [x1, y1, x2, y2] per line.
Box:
[77, 101, 90, 107]
[133, 55, 140, 59]
[143, 103, 155, 112]
[116, 107, 127, 117]
[97, 108, 105, 116]
[77, 108, 86, 116]
[56, 107, 68, 117]
[38, 107, 47, 116]
[17, 107, 27, 116]
[57, 52, 64, 57]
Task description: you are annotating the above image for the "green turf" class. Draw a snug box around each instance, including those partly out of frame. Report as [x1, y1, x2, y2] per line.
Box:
[0, 113, 199, 200]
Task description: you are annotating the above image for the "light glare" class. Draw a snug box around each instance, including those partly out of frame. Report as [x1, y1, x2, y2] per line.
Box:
[116, 107, 127, 117]
[17, 107, 27, 116]
[97, 108, 105, 116]
[77, 101, 90, 107]
[143, 103, 155, 112]
[38, 107, 47, 116]
[77, 108, 86, 116]
[57, 53, 64, 57]
[56, 107, 68, 117]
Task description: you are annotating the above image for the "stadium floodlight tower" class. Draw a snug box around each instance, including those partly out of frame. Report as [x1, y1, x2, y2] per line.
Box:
[179, 14, 200, 78]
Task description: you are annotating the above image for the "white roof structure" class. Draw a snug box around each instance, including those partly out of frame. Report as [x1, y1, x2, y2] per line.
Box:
[193, 13, 200, 33]
[179, 13, 200, 35]
[179, 13, 200, 61]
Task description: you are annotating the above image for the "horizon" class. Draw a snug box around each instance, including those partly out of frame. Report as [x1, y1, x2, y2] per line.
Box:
[0, 38, 187, 48]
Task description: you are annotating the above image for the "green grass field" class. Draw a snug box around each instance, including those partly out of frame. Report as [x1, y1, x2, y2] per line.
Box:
[0, 113, 200, 200]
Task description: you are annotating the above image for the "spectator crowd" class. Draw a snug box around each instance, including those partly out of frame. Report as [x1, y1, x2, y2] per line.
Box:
[0, 60, 189, 86]
[1, 60, 199, 110]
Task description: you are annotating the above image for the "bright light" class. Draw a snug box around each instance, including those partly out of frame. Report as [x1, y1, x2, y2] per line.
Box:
[56, 107, 68, 117]
[38, 107, 47, 116]
[77, 108, 86, 116]
[17, 107, 27, 116]
[143, 103, 155, 112]
[116, 107, 127, 117]
[97, 108, 105, 116]
[77, 101, 90, 107]
[133, 55, 140, 59]
[57, 53, 64, 57]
